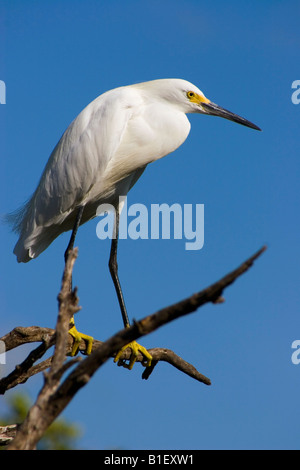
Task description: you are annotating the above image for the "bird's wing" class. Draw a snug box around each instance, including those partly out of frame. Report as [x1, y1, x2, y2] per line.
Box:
[24, 88, 135, 229]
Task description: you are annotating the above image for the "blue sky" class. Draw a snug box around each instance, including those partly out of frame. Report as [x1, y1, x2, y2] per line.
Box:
[0, 0, 300, 450]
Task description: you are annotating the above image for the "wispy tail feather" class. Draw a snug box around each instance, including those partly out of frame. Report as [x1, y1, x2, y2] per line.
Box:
[3, 198, 33, 234]
[4, 200, 64, 263]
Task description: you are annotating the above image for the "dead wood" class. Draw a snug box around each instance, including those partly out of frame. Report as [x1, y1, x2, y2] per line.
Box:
[0, 246, 266, 450]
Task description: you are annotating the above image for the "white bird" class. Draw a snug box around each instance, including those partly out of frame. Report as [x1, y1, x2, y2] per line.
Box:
[9, 78, 260, 368]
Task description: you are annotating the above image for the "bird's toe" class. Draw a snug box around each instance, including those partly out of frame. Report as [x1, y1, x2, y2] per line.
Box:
[114, 340, 152, 370]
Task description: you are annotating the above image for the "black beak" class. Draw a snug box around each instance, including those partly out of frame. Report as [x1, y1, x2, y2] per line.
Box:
[201, 101, 261, 131]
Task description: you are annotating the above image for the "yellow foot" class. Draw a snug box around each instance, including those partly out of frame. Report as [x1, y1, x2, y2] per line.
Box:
[68, 321, 93, 356]
[114, 340, 152, 370]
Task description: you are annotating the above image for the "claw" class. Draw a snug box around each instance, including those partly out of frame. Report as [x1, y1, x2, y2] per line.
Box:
[114, 340, 152, 370]
[68, 319, 93, 356]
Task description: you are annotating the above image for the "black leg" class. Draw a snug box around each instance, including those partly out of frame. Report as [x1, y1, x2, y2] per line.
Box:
[109, 206, 130, 328]
[64, 205, 85, 264]
[64, 206, 85, 292]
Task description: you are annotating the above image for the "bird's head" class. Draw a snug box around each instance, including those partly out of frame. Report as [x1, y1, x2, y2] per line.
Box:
[144, 79, 260, 131]
[180, 79, 261, 131]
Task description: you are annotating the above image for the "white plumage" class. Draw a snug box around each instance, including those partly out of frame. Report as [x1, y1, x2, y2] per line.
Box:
[10, 78, 260, 263]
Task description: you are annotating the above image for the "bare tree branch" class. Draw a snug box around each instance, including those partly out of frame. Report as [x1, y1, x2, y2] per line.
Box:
[0, 425, 19, 446]
[0, 326, 211, 391]
[0, 337, 54, 393]
[2, 245, 266, 450]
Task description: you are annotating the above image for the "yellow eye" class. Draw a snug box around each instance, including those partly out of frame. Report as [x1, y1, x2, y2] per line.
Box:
[187, 91, 195, 99]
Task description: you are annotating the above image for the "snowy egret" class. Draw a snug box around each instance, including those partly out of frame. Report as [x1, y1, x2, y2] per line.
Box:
[9, 79, 260, 369]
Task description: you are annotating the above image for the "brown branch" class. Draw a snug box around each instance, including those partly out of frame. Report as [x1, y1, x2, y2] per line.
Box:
[0, 425, 19, 446]
[0, 339, 54, 394]
[4, 245, 266, 450]
[0, 327, 211, 392]
[1, 326, 56, 352]
[134, 245, 267, 335]
[52, 248, 80, 375]
[4, 250, 81, 450]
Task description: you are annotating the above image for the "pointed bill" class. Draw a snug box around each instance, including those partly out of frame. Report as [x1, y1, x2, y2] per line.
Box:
[201, 101, 261, 131]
